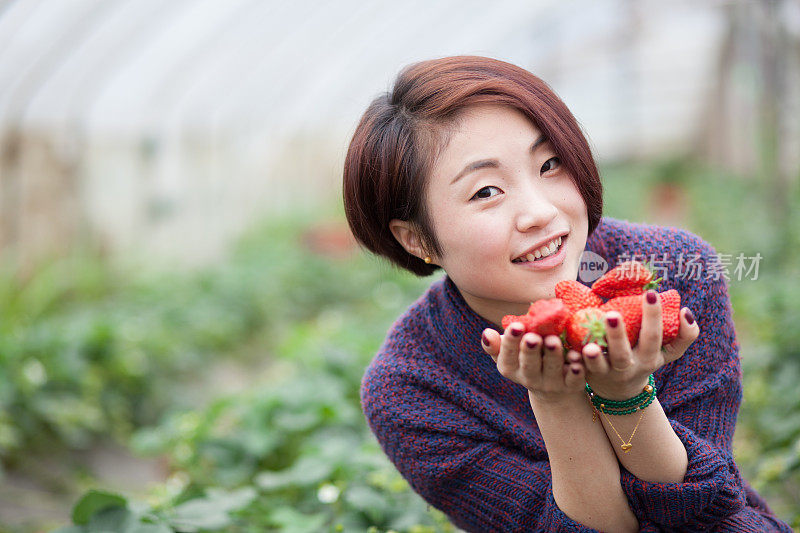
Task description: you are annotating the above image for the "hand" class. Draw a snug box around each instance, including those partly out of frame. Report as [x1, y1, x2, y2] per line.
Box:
[481, 322, 586, 403]
[579, 290, 700, 400]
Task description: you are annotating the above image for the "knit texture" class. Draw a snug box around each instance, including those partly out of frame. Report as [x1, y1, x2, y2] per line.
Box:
[361, 217, 792, 532]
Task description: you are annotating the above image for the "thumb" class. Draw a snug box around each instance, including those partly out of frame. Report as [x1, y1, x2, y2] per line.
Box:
[481, 329, 501, 362]
[662, 307, 699, 364]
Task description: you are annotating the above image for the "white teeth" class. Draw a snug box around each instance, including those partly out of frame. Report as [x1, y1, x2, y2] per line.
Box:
[515, 235, 564, 263]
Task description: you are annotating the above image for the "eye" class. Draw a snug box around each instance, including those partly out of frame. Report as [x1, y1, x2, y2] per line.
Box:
[541, 156, 561, 174]
[470, 185, 502, 201]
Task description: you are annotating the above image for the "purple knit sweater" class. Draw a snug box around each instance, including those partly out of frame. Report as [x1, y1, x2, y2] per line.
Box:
[361, 217, 792, 532]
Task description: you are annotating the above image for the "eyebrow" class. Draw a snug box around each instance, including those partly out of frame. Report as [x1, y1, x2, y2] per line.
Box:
[450, 135, 548, 186]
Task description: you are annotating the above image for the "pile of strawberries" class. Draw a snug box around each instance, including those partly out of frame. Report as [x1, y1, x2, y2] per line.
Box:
[501, 261, 683, 352]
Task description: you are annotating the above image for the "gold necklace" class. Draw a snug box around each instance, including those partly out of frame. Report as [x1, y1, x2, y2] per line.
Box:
[591, 402, 647, 453]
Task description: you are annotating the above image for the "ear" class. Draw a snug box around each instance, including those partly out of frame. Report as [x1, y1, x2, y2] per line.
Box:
[389, 219, 429, 261]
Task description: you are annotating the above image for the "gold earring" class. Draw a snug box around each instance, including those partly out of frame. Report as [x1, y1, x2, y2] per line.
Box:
[424, 256, 432, 264]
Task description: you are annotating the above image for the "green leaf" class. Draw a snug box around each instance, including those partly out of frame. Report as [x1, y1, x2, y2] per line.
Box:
[126, 525, 173, 533]
[267, 507, 327, 533]
[345, 485, 388, 512]
[72, 490, 128, 525]
[168, 487, 256, 531]
[170, 500, 230, 532]
[255, 455, 334, 490]
[273, 409, 321, 432]
[88, 507, 135, 532]
[344, 485, 389, 523]
[203, 487, 257, 510]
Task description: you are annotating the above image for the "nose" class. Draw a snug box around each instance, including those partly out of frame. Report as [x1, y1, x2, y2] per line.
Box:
[514, 183, 558, 233]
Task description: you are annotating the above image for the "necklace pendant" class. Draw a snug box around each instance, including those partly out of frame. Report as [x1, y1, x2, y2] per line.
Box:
[621, 443, 632, 452]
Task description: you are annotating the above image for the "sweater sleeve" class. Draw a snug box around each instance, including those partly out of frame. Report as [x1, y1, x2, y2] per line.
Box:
[361, 368, 603, 533]
[618, 243, 793, 532]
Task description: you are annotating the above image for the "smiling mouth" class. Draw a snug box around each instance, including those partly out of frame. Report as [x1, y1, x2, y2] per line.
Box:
[512, 234, 567, 263]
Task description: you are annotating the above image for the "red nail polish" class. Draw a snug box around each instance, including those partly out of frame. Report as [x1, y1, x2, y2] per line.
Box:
[510, 326, 523, 337]
[481, 332, 489, 346]
[646, 290, 657, 305]
[525, 339, 539, 349]
[571, 367, 580, 374]
[685, 309, 695, 325]
[607, 316, 619, 328]
[586, 351, 598, 359]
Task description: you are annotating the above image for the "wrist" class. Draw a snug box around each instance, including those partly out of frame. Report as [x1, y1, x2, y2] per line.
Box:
[528, 389, 587, 410]
[588, 374, 652, 402]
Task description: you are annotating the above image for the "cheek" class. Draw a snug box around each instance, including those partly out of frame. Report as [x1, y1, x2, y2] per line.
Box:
[555, 180, 588, 218]
[437, 217, 506, 259]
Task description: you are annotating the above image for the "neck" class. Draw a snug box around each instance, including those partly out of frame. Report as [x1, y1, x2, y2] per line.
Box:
[456, 286, 529, 330]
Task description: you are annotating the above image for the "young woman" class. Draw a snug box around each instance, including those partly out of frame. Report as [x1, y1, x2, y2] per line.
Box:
[342, 56, 791, 532]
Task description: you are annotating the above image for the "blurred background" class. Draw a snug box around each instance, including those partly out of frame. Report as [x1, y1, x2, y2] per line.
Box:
[0, 0, 798, 531]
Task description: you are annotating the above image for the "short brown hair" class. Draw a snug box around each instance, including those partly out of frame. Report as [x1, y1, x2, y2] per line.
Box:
[342, 55, 603, 276]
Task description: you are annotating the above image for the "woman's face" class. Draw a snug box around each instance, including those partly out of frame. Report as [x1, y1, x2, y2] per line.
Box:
[417, 104, 589, 327]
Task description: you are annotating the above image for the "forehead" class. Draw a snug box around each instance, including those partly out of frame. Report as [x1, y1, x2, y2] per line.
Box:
[430, 104, 542, 172]
[457, 102, 536, 130]
[443, 104, 539, 151]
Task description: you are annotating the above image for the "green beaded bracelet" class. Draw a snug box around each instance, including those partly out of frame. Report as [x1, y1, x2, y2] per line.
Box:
[586, 375, 654, 402]
[586, 375, 657, 415]
[589, 385, 655, 412]
[586, 375, 655, 407]
[595, 388, 657, 415]
[590, 387, 651, 408]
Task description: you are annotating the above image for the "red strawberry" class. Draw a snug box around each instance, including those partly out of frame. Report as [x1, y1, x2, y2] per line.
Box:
[502, 298, 570, 337]
[601, 289, 682, 346]
[501, 313, 535, 332]
[591, 260, 662, 299]
[526, 298, 571, 337]
[565, 307, 607, 351]
[659, 290, 681, 345]
[555, 279, 603, 314]
[600, 294, 643, 346]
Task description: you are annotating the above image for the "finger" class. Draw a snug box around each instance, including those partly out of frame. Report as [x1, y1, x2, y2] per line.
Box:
[606, 312, 636, 372]
[497, 322, 524, 375]
[519, 333, 543, 376]
[565, 349, 582, 366]
[541, 335, 564, 380]
[582, 343, 610, 374]
[662, 307, 700, 364]
[481, 329, 501, 362]
[608, 311, 633, 364]
[637, 289, 663, 363]
[564, 359, 586, 389]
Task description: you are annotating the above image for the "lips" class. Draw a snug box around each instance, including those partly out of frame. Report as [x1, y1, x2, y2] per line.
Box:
[513, 232, 569, 262]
